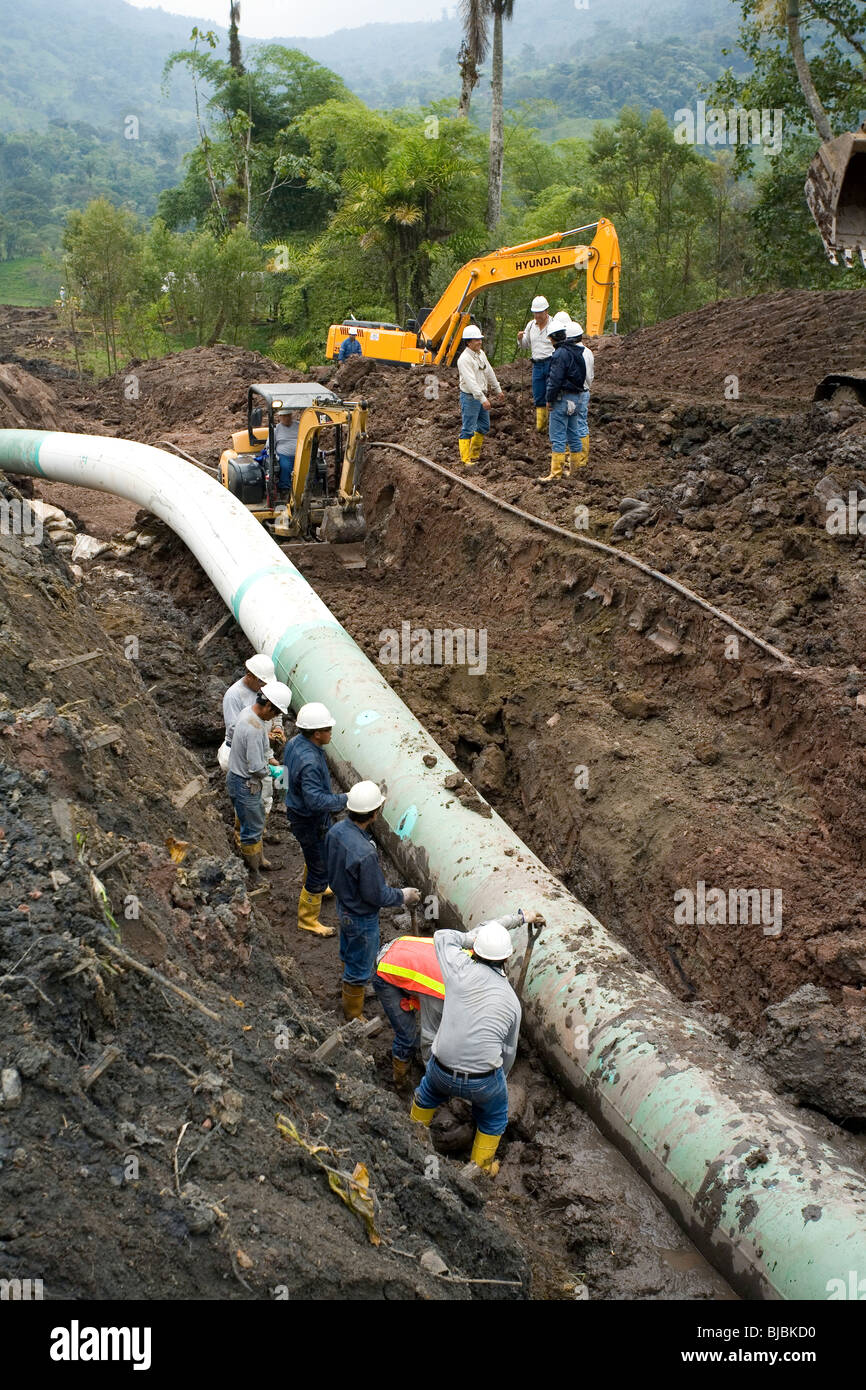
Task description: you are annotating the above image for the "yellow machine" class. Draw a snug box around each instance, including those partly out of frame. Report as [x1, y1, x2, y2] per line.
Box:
[218, 383, 367, 542]
[326, 218, 621, 367]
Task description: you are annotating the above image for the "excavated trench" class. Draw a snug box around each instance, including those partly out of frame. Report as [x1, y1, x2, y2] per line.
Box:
[3, 296, 866, 1297]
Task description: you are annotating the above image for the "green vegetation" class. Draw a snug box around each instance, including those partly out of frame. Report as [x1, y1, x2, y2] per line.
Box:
[0, 259, 60, 307]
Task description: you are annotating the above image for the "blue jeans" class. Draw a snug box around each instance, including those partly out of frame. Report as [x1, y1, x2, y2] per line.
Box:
[373, 975, 420, 1060]
[414, 1056, 509, 1136]
[548, 391, 588, 453]
[226, 771, 265, 847]
[531, 358, 551, 407]
[459, 391, 490, 440]
[338, 906, 380, 984]
[277, 453, 294, 489]
[288, 813, 329, 893]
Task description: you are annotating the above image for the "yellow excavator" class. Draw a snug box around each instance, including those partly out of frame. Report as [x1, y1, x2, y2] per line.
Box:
[218, 383, 367, 542]
[326, 217, 621, 367]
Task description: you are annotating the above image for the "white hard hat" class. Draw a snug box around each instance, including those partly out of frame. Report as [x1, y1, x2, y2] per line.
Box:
[462, 324, 484, 340]
[260, 680, 292, 715]
[245, 654, 275, 682]
[295, 701, 336, 730]
[473, 919, 514, 961]
[348, 325, 358, 336]
[566, 319, 584, 338]
[531, 296, 549, 313]
[346, 780, 386, 813]
[547, 311, 570, 336]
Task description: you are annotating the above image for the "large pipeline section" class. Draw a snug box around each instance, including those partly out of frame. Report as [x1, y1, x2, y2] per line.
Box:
[3, 426, 866, 1300]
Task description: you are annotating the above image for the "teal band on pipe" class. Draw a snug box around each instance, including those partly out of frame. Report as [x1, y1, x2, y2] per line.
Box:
[3, 426, 866, 1301]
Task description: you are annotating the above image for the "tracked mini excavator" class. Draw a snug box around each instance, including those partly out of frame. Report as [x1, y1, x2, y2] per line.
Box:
[326, 218, 621, 367]
[218, 383, 367, 544]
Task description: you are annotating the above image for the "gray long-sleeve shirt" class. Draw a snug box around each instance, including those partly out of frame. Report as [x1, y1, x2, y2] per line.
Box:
[431, 918, 522, 1075]
[227, 707, 270, 779]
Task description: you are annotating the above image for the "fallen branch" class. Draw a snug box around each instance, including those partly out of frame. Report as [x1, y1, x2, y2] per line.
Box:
[150, 1051, 199, 1081]
[81, 1044, 121, 1092]
[101, 940, 221, 1022]
[172, 1120, 191, 1198]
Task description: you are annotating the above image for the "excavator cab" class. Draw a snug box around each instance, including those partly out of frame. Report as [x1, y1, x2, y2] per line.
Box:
[805, 124, 866, 267]
[218, 383, 367, 544]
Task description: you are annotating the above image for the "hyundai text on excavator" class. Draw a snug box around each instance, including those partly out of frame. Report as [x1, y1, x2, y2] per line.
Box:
[326, 218, 621, 367]
[218, 383, 367, 543]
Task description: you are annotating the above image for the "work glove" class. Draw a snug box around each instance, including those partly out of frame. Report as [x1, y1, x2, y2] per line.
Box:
[246, 777, 264, 797]
[402, 887, 421, 907]
[566, 399, 577, 416]
[268, 764, 282, 779]
[269, 728, 286, 748]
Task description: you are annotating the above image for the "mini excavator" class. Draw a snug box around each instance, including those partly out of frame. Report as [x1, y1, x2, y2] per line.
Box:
[218, 383, 367, 544]
[326, 218, 621, 367]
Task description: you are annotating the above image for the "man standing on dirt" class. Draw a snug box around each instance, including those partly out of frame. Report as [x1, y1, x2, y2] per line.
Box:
[562, 318, 594, 474]
[227, 681, 292, 881]
[457, 324, 504, 467]
[540, 313, 587, 484]
[283, 701, 348, 940]
[517, 295, 555, 432]
[219, 654, 285, 855]
[326, 780, 421, 1021]
[410, 911, 542, 1174]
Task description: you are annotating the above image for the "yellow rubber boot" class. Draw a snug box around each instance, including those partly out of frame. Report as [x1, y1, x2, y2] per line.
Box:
[469, 1129, 501, 1175]
[563, 450, 572, 477]
[298, 887, 334, 938]
[303, 868, 333, 899]
[240, 840, 263, 882]
[341, 981, 366, 1020]
[468, 431, 484, 463]
[538, 452, 565, 483]
[535, 406, 548, 431]
[410, 1099, 436, 1126]
[458, 437, 471, 464]
[392, 1056, 412, 1091]
[575, 434, 590, 467]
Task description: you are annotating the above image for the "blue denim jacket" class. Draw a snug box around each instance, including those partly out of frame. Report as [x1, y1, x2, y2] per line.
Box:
[326, 819, 404, 917]
[283, 733, 347, 828]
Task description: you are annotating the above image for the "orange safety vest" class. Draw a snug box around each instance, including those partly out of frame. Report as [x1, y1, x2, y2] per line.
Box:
[376, 936, 445, 1006]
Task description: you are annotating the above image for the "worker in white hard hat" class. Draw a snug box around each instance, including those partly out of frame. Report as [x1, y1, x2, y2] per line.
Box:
[410, 909, 543, 1174]
[561, 317, 594, 473]
[325, 781, 421, 1021]
[283, 701, 348, 938]
[337, 324, 363, 363]
[218, 655, 285, 855]
[456, 323, 504, 467]
[517, 294, 557, 431]
[540, 311, 589, 483]
[226, 680, 292, 881]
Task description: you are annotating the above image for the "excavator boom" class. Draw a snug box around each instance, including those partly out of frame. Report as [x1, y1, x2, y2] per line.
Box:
[327, 218, 620, 367]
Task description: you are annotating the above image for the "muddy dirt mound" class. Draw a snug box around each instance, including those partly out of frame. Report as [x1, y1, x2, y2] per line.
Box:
[0, 477, 531, 1301]
[0, 363, 74, 432]
[593, 289, 866, 405]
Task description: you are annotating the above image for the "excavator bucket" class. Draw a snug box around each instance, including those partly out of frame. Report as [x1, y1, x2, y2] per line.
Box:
[805, 125, 866, 267]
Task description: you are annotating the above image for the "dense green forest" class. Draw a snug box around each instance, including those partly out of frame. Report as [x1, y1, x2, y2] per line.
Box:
[2, 0, 864, 369]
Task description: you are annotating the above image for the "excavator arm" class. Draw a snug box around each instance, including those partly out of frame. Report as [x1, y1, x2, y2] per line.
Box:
[421, 218, 621, 363]
[327, 218, 620, 367]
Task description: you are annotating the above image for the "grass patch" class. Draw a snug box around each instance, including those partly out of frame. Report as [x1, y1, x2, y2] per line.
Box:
[0, 258, 61, 306]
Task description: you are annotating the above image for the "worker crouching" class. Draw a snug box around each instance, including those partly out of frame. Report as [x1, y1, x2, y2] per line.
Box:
[326, 781, 421, 1022]
[226, 680, 292, 881]
[410, 912, 538, 1175]
[456, 324, 504, 467]
[283, 701, 348, 939]
[374, 934, 445, 1091]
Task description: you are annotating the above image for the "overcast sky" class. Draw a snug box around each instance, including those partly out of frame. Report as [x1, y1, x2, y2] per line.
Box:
[127, 0, 455, 39]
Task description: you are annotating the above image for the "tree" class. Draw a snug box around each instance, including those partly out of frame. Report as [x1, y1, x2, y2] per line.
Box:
[486, 0, 516, 231]
[62, 198, 141, 371]
[228, 2, 245, 76]
[457, 0, 489, 118]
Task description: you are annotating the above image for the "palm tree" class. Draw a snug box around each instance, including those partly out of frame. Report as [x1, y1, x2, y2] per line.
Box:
[486, 0, 515, 231]
[457, 0, 490, 118]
